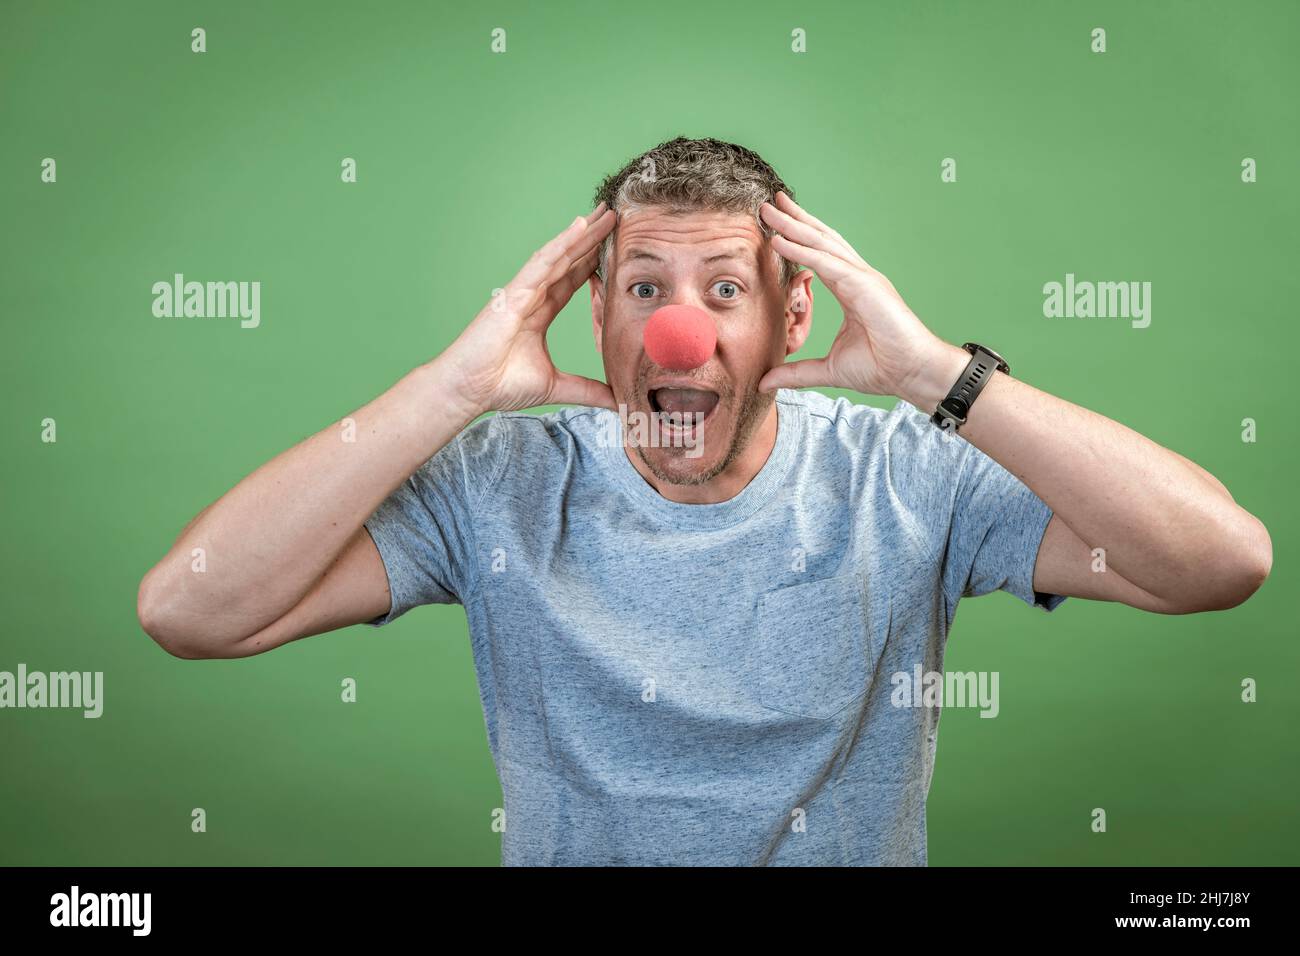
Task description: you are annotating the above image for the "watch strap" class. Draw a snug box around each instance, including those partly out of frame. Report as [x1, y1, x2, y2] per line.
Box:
[930, 343, 1009, 432]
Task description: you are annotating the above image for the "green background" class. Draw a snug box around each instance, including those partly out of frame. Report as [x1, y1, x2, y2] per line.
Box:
[2, 0, 1296, 865]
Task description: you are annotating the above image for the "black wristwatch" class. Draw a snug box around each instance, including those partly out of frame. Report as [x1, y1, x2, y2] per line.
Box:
[930, 342, 1010, 433]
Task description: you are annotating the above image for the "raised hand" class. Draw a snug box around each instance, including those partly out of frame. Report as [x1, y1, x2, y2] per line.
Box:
[441, 204, 618, 415]
[758, 192, 959, 405]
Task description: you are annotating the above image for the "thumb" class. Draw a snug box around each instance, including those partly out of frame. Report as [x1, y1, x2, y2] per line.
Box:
[548, 370, 618, 411]
[759, 357, 831, 393]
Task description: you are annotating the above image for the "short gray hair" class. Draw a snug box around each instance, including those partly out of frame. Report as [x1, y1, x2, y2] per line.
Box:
[592, 136, 799, 287]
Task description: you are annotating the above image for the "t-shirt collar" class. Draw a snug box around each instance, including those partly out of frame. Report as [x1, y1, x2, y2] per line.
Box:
[598, 389, 803, 530]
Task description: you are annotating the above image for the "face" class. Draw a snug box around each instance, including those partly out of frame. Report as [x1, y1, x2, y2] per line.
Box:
[591, 206, 813, 492]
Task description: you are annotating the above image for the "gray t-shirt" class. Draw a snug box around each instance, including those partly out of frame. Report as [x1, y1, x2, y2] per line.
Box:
[364, 387, 1065, 865]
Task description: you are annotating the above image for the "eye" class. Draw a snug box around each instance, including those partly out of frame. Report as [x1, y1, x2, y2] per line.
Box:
[712, 280, 741, 300]
[631, 282, 659, 299]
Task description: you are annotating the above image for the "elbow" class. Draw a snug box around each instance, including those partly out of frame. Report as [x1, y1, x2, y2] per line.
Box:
[136, 568, 212, 660]
[1222, 517, 1273, 608]
[1214, 514, 1273, 609]
[1175, 515, 1272, 613]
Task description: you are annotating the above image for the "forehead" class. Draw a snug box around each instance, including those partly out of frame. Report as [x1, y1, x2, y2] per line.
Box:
[612, 206, 766, 269]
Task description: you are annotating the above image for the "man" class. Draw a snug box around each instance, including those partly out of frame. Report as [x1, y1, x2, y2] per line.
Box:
[137, 137, 1271, 866]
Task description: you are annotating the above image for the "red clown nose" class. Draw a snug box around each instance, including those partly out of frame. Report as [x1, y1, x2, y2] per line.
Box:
[643, 305, 717, 371]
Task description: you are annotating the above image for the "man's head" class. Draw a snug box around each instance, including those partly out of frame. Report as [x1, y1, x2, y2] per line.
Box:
[589, 137, 814, 491]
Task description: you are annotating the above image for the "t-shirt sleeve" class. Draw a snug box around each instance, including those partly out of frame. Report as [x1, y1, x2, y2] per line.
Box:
[942, 437, 1066, 613]
[362, 413, 508, 625]
[883, 400, 1065, 614]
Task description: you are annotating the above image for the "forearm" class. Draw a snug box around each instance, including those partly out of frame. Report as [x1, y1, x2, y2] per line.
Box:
[899, 343, 1271, 607]
[138, 355, 480, 645]
[756, 191, 1270, 609]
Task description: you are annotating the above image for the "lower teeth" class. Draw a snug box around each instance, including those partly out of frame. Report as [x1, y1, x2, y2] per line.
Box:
[659, 411, 701, 428]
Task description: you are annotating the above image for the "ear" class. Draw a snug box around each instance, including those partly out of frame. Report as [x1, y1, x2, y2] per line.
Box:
[589, 271, 606, 354]
[783, 269, 815, 356]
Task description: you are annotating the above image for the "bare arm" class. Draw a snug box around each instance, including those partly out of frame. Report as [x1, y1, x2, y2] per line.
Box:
[758, 192, 1271, 614]
[136, 364, 479, 657]
[900, 357, 1271, 613]
[138, 205, 617, 658]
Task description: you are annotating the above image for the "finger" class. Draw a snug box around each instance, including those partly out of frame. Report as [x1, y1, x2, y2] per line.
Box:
[761, 202, 861, 271]
[774, 191, 841, 241]
[770, 193, 869, 269]
[510, 235, 605, 332]
[549, 370, 617, 410]
[551, 208, 614, 280]
[522, 211, 613, 316]
[517, 210, 615, 299]
[560, 207, 616, 260]
[773, 192, 869, 269]
[768, 232, 859, 289]
[559, 244, 602, 299]
[535, 245, 601, 325]
[774, 190, 821, 224]
[512, 208, 614, 291]
[758, 357, 833, 393]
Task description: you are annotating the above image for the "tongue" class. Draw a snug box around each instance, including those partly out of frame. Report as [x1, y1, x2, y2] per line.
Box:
[655, 388, 718, 416]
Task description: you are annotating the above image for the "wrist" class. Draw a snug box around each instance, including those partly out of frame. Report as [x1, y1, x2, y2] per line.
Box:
[408, 356, 488, 431]
[897, 340, 970, 412]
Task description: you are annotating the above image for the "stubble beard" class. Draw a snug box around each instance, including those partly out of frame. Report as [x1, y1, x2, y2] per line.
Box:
[627, 373, 774, 488]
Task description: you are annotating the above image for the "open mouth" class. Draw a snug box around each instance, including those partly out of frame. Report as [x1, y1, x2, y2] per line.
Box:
[648, 386, 720, 430]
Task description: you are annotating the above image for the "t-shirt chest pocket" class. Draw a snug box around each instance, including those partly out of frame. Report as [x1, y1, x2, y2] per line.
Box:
[746, 572, 890, 720]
